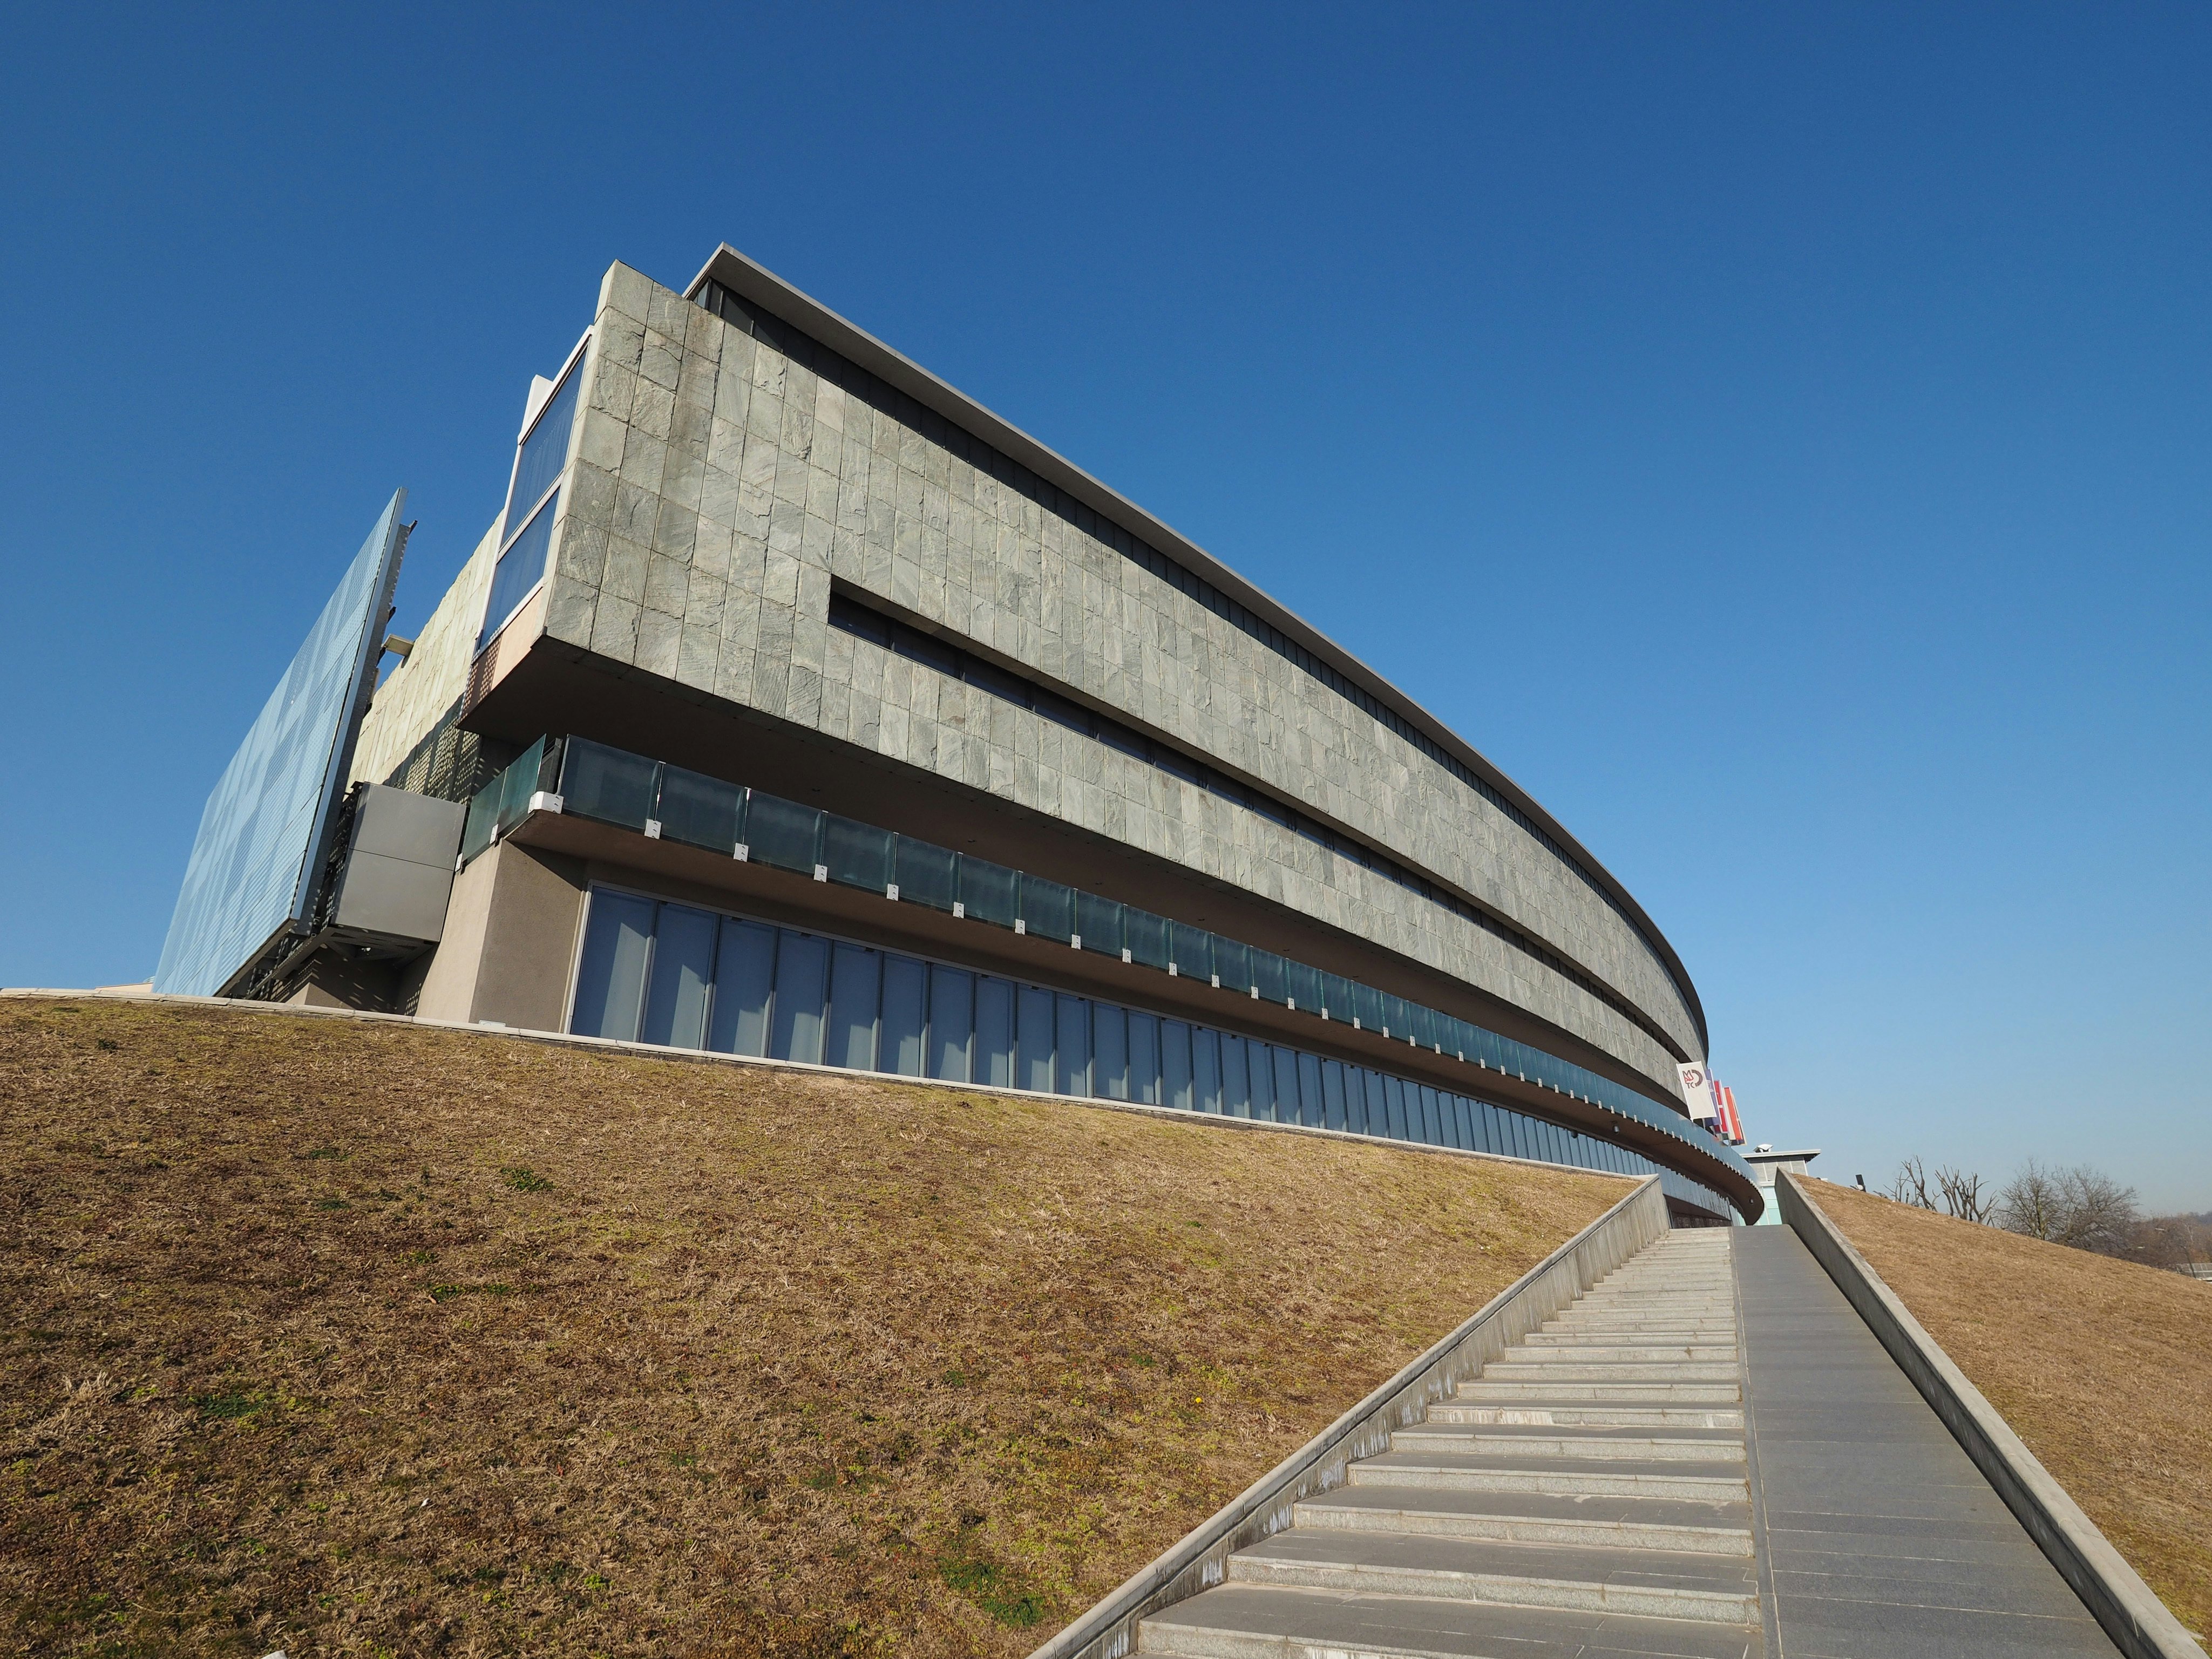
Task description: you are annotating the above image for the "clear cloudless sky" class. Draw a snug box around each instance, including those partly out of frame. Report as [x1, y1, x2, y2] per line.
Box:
[2, 3, 2204, 1209]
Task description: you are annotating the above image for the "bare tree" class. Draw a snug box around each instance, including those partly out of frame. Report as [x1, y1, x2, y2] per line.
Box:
[1935, 1165, 1992, 1223]
[1997, 1160, 2064, 1240]
[1888, 1157, 1934, 1210]
[1998, 1161, 2142, 1258]
[2054, 1166, 2140, 1256]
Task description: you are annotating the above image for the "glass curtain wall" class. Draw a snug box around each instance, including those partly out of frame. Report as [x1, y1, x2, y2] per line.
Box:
[568, 886, 1728, 1217]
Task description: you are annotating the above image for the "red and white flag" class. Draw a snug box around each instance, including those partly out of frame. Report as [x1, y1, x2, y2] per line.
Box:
[1718, 1084, 1744, 1144]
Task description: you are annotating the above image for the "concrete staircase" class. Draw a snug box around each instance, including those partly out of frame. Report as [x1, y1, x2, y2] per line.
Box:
[1138, 1229, 1761, 1658]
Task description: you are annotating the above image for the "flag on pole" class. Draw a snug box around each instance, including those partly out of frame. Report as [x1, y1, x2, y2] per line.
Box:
[1718, 1084, 1743, 1144]
[1678, 1061, 1717, 1122]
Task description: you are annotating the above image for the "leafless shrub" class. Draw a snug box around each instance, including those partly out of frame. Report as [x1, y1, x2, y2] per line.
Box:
[1934, 1165, 1992, 1223]
[1888, 1157, 1935, 1209]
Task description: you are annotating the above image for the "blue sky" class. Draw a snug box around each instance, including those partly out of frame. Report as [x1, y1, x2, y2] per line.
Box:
[3, 3, 2204, 1209]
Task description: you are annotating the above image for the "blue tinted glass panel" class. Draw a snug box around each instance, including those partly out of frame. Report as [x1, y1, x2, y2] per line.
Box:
[658, 766, 743, 852]
[1383, 1075, 1409, 1140]
[507, 360, 581, 536]
[746, 793, 822, 873]
[1191, 1028, 1222, 1113]
[826, 944, 880, 1070]
[961, 858, 1018, 927]
[1022, 876, 1074, 943]
[1127, 1012, 1160, 1104]
[640, 903, 715, 1049]
[770, 933, 828, 1063]
[1093, 1003, 1128, 1099]
[1214, 937, 1250, 994]
[1170, 923, 1212, 982]
[1338, 1068, 1365, 1134]
[156, 492, 405, 997]
[1296, 1052, 1322, 1127]
[1273, 1048, 1302, 1125]
[1162, 1020, 1193, 1110]
[824, 817, 892, 891]
[1247, 1042, 1277, 1122]
[1053, 995, 1090, 1095]
[708, 920, 776, 1056]
[1019, 986, 1056, 1093]
[562, 739, 658, 830]
[1357, 1069, 1385, 1136]
[483, 491, 556, 641]
[1125, 908, 1170, 970]
[929, 967, 973, 1082]
[1321, 1060, 1348, 1131]
[881, 956, 925, 1076]
[1076, 890, 1123, 956]
[569, 891, 655, 1042]
[1322, 974, 1356, 1021]
[1354, 983, 1386, 1031]
[976, 976, 1014, 1086]
[1219, 1035, 1251, 1118]
[1252, 950, 1288, 1006]
[895, 838, 958, 911]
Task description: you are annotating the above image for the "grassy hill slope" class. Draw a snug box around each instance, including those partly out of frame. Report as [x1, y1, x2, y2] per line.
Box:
[0, 996, 1626, 1658]
[1806, 1180, 2212, 1638]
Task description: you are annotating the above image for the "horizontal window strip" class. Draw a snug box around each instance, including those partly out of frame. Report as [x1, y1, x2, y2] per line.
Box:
[460, 736, 1749, 1205]
[566, 883, 1734, 1221]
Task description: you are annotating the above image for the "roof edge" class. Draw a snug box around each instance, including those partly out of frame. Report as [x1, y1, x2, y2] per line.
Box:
[681, 242, 1709, 1056]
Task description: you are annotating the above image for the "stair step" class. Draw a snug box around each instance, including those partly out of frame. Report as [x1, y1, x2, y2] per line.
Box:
[1394, 1424, 1746, 1463]
[1513, 1344, 1734, 1354]
[1137, 1582, 1765, 1658]
[1517, 1339, 1739, 1358]
[1429, 1400, 1745, 1429]
[1294, 1485, 1752, 1555]
[1481, 1362, 1741, 1383]
[1452, 1381, 1741, 1403]
[1352, 1450, 1749, 1500]
[1226, 1531, 1760, 1623]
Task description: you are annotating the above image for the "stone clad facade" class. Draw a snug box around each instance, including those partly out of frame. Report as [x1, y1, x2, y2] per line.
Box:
[524, 261, 1698, 1099]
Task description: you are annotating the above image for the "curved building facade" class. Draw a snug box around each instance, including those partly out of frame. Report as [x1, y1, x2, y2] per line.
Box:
[308, 246, 1758, 1223]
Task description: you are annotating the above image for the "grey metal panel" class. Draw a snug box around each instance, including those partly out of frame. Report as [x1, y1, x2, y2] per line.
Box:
[331, 848, 454, 943]
[350, 783, 466, 867]
[155, 492, 408, 996]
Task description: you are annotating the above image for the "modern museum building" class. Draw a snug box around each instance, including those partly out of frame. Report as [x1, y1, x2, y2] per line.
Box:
[154, 245, 1760, 1226]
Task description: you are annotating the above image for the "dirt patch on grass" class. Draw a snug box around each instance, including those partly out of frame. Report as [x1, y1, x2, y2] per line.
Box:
[1804, 1179, 2212, 1638]
[0, 996, 1626, 1657]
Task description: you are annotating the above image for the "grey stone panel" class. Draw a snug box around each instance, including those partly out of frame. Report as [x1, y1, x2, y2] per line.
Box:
[540, 263, 1700, 1092]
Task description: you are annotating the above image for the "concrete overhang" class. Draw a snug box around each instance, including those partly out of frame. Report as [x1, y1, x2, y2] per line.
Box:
[683, 242, 1709, 1059]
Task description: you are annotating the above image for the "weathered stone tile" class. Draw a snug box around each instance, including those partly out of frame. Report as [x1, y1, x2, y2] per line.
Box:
[601, 535, 650, 605]
[635, 606, 682, 678]
[588, 594, 641, 663]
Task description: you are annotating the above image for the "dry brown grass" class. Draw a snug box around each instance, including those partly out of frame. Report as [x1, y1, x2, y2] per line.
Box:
[1804, 1179, 2212, 1638]
[0, 996, 1625, 1658]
